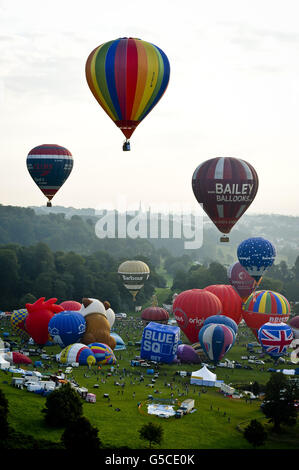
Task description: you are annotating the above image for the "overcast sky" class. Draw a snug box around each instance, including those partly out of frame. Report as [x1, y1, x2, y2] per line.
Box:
[1, 0, 299, 216]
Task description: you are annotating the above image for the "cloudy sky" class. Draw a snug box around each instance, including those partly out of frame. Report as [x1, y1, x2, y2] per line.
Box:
[1, 0, 299, 215]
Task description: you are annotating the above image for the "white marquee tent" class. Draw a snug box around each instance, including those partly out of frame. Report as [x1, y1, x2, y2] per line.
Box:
[190, 365, 223, 387]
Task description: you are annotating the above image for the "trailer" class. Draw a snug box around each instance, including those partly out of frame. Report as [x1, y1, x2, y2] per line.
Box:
[179, 399, 195, 414]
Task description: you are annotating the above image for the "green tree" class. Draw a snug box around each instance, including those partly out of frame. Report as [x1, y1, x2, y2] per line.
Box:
[244, 419, 267, 447]
[138, 422, 163, 448]
[61, 416, 102, 450]
[262, 373, 299, 433]
[42, 383, 83, 427]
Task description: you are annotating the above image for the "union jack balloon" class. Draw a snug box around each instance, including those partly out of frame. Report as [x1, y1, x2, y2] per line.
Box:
[258, 322, 293, 359]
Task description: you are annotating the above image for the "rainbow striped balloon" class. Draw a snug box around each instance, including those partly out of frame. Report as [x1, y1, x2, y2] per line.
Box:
[85, 37, 170, 146]
[242, 290, 291, 340]
[89, 342, 116, 365]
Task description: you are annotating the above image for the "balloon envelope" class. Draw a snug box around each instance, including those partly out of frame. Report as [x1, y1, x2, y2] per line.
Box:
[227, 261, 255, 301]
[141, 306, 169, 324]
[177, 344, 201, 363]
[192, 157, 258, 234]
[258, 322, 293, 359]
[173, 289, 223, 344]
[48, 311, 86, 348]
[57, 343, 96, 366]
[203, 284, 243, 324]
[242, 290, 291, 340]
[60, 300, 82, 311]
[11, 309, 30, 340]
[118, 260, 150, 301]
[26, 144, 73, 205]
[199, 323, 235, 364]
[85, 37, 170, 145]
[289, 316, 299, 339]
[203, 314, 238, 336]
[237, 237, 276, 281]
[88, 342, 116, 364]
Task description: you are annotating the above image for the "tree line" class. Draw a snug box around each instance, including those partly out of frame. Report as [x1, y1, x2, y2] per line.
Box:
[0, 242, 166, 312]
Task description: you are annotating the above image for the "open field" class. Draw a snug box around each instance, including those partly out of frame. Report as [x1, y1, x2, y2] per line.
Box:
[1, 311, 298, 450]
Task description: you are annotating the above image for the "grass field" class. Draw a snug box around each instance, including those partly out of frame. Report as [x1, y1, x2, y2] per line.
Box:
[1, 309, 298, 450]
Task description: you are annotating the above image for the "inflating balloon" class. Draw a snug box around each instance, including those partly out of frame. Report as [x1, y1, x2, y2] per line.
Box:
[88, 342, 116, 364]
[177, 344, 201, 364]
[227, 261, 255, 301]
[289, 316, 299, 340]
[141, 306, 169, 324]
[60, 300, 82, 311]
[242, 290, 291, 340]
[48, 311, 86, 348]
[199, 323, 235, 365]
[258, 322, 293, 360]
[10, 309, 30, 341]
[26, 144, 73, 207]
[237, 237, 276, 283]
[118, 260, 150, 302]
[85, 37, 170, 151]
[25, 297, 64, 346]
[140, 322, 180, 364]
[57, 343, 96, 366]
[173, 289, 222, 344]
[192, 157, 258, 241]
[203, 284, 243, 324]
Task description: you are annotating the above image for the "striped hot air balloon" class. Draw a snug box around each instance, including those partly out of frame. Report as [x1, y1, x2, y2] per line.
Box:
[85, 37, 170, 150]
[192, 157, 258, 241]
[26, 144, 73, 206]
[242, 290, 291, 340]
[118, 260, 150, 301]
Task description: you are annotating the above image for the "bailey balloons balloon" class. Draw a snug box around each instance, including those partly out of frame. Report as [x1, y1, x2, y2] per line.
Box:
[242, 290, 291, 340]
[173, 289, 223, 344]
[227, 261, 255, 301]
[26, 144, 73, 207]
[199, 323, 235, 364]
[258, 322, 293, 360]
[237, 237, 276, 282]
[203, 284, 243, 324]
[192, 157, 258, 241]
[85, 37, 170, 151]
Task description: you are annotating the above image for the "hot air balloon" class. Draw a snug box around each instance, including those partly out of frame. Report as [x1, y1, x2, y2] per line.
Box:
[88, 342, 116, 364]
[227, 261, 256, 302]
[289, 316, 299, 339]
[26, 144, 73, 207]
[192, 157, 258, 241]
[198, 323, 235, 365]
[85, 37, 170, 151]
[203, 314, 238, 336]
[104, 301, 115, 328]
[57, 343, 96, 366]
[141, 306, 169, 325]
[25, 297, 64, 346]
[242, 290, 291, 340]
[48, 311, 86, 348]
[258, 322, 293, 360]
[60, 300, 82, 311]
[203, 284, 243, 324]
[118, 260, 150, 301]
[10, 309, 30, 341]
[176, 344, 202, 364]
[173, 289, 223, 344]
[237, 237, 276, 283]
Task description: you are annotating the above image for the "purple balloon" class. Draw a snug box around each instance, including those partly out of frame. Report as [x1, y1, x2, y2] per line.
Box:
[177, 344, 201, 363]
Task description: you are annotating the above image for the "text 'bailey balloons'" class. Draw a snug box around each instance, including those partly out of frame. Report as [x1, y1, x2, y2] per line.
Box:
[242, 290, 291, 340]
[10, 309, 30, 341]
[48, 311, 86, 348]
[203, 315, 238, 336]
[203, 284, 243, 324]
[227, 261, 256, 301]
[85, 37, 170, 151]
[140, 322, 180, 364]
[57, 343, 96, 366]
[25, 297, 64, 346]
[192, 157, 258, 241]
[237, 237, 276, 282]
[198, 323, 235, 365]
[118, 260, 150, 302]
[258, 322, 293, 360]
[173, 289, 223, 344]
[88, 342, 116, 365]
[26, 144, 73, 207]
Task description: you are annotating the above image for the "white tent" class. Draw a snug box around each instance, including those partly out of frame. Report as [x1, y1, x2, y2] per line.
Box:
[0, 354, 10, 370]
[190, 365, 223, 387]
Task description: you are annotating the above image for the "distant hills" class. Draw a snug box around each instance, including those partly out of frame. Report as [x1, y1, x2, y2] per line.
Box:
[0, 204, 298, 266]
